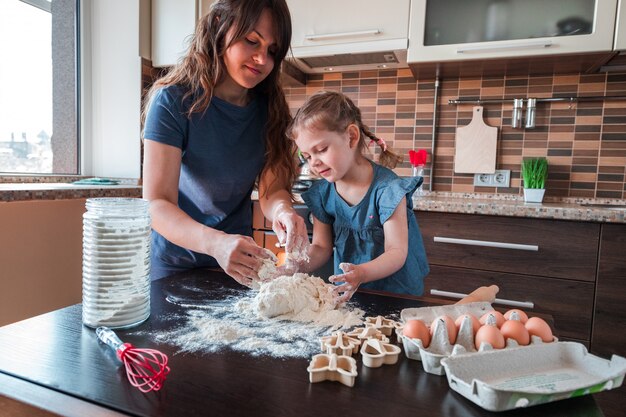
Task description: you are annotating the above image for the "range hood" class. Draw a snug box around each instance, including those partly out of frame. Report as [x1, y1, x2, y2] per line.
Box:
[287, 39, 409, 74]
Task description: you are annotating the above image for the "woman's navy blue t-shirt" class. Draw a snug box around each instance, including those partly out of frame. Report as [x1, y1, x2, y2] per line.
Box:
[143, 85, 267, 279]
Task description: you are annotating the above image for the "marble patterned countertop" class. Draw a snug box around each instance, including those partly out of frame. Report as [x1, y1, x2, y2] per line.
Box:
[2, 182, 624, 224]
[411, 192, 626, 224]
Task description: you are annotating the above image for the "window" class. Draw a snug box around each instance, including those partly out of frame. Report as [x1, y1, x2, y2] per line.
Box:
[0, 0, 78, 175]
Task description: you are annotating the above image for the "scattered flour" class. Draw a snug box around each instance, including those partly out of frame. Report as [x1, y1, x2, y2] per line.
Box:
[142, 274, 364, 358]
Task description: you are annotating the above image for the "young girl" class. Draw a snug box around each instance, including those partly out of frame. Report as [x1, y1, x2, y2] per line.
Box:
[288, 90, 430, 302]
[142, 0, 309, 286]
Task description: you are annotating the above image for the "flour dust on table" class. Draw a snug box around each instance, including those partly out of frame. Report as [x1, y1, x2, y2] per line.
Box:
[138, 274, 364, 358]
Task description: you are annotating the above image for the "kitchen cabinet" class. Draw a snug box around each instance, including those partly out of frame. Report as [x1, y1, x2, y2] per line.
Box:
[416, 211, 600, 344]
[615, 0, 626, 49]
[592, 223, 626, 359]
[408, 0, 618, 77]
[151, 0, 197, 67]
[286, 0, 410, 72]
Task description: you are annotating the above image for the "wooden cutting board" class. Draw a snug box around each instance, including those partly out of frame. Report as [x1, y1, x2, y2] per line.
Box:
[454, 106, 498, 174]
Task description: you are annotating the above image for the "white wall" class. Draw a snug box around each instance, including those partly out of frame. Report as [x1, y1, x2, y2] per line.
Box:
[81, 0, 143, 179]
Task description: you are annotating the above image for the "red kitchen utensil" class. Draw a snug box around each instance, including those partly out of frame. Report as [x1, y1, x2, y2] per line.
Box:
[96, 326, 170, 393]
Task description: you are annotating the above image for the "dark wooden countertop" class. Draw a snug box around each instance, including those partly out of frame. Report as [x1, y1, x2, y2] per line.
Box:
[0, 269, 622, 417]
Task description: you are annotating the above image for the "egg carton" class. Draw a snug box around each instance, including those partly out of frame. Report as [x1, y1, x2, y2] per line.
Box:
[399, 302, 557, 376]
[441, 341, 626, 412]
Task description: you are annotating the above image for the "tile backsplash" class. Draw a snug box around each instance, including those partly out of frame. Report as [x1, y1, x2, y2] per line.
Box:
[284, 69, 626, 199]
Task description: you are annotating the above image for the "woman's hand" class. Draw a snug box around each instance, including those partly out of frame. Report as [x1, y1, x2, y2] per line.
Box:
[271, 203, 310, 259]
[328, 262, 365, 304]
[211, 233, 272, 287]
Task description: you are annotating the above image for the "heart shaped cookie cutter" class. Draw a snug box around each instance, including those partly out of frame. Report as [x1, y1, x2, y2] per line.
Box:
[360, 338, 402, 368]
[320, 331, 361, 356]
[307, 353, 358, 387]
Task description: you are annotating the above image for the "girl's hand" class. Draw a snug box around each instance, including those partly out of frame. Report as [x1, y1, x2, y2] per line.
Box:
[329, 262, 365, 304]
[272, 204, 310, 259]
[212, 233, 271, 287]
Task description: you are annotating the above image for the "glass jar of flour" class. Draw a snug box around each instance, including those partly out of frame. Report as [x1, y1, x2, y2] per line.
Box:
[82, 198, 151, 329]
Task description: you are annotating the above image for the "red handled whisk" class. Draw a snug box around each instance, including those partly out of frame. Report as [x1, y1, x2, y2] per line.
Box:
[96, 326, 170, 393]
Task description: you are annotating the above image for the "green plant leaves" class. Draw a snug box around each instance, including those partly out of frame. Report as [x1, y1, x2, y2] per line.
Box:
[521, 158, 548, 189]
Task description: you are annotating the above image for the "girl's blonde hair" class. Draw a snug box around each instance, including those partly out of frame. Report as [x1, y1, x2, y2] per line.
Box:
[142, 0, 296, 194]
[287, 90, 402, 169]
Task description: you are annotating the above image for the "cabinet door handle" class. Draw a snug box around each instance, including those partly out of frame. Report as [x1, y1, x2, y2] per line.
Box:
[430, 289, 535, 309]
[434, 236, 539, 252]
[305, 29, 381, 41]
[456, 40, 553, 54]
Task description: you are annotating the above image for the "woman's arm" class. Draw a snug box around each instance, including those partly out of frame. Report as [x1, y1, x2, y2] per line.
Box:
[258, 167, 309, 251]
[330, 198, 409, 301]
[143, 140, 267, 286]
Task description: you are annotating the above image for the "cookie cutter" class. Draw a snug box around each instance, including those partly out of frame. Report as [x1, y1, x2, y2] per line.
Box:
[307, 353, 358, 387]
[320, 331, 361, 356]
[346, 326, 390, 343]
[364, 315, 397, 336]
[360, 338, 402, 368]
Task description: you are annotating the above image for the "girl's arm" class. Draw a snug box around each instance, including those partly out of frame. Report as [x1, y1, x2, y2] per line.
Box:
[258, 167, 309, 252]
[143, 140, 268, 286]
[298, 216, 334, 272]
[330, 197, 409, 301]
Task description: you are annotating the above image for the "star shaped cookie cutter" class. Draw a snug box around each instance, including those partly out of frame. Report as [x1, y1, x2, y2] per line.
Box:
[360, 338, 402, 368]
[307, 353, 358, 387]
[364, 315, 397, 336]
[320, 331, 361, 356]
[346, 326, 390, 343]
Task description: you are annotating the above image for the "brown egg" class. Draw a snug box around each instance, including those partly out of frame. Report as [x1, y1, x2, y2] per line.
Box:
[454, 314, 481, 334]
[475, 324, 505, 349]
[525, 317, 553, 342]
[430, 315, 457, 344]
[479, 310, 506, 328]
[403, 319, 431, 348]
[500, 319, 530, 345]
[503, 309, 529, 323]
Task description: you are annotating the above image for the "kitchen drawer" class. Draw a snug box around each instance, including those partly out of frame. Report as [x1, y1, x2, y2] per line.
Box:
[424, 265, 595, 341]
[592, 223, 626, 358]
[416, 212, 600, 281]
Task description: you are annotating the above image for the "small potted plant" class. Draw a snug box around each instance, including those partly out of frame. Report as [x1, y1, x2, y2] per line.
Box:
[521, 157, 548, 203]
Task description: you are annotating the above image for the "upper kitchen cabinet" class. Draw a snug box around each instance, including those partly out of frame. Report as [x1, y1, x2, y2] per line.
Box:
[151, 0, 197, 67]
[614, 0, 626, 49]
[286, 0, 411, 73]
[408, 0, 618, 78]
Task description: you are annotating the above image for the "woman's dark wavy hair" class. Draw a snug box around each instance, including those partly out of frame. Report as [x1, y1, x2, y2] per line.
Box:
[142, 0, 296, 195]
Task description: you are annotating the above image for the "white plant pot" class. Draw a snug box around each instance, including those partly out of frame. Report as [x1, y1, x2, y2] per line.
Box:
[523, 188, 545, 203]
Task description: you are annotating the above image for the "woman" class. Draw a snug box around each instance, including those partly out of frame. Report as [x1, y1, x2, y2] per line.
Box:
[142, 0, 308, 286]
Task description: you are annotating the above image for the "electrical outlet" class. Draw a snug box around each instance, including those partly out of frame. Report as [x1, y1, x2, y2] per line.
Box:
[473, 170, 511, 187]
